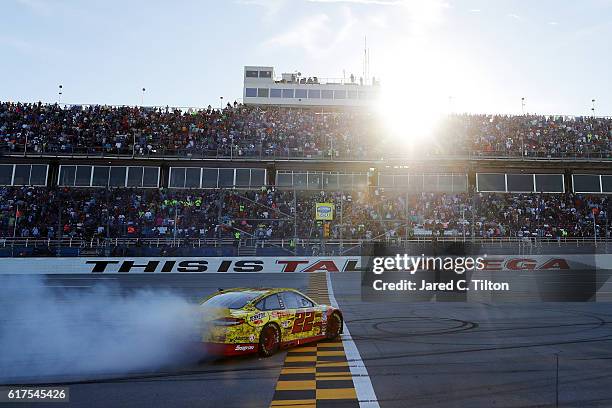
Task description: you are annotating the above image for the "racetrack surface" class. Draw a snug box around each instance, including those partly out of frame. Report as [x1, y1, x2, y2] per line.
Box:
[2, 273, 612, 407]
[331, 272, 612, 408]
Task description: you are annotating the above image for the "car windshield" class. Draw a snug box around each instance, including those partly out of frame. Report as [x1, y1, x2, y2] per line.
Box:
[203, 291, 266, 309]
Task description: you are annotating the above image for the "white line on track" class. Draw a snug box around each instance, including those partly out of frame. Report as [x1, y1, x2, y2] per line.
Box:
[46, 277, 119, 279]
[326, 272, 379, 408]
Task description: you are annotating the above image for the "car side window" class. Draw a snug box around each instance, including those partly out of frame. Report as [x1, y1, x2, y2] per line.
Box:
[281, 292, 314, 309]
[256, 294, 282, 311]
[280, 292, 300, 309]
[296, 294, 314, 308]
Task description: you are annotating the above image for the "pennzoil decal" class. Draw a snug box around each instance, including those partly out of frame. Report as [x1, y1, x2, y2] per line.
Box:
[249, 312, 267, 325]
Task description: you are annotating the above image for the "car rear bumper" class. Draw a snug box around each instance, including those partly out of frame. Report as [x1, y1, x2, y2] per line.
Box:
[202, 342, 259, 356]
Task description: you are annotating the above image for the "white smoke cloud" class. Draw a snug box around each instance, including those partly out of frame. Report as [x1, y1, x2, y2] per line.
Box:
[0, 276, 203, 383]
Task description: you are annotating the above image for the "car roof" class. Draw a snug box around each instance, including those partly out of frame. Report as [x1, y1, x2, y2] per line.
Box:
[201, 287, 317, 306]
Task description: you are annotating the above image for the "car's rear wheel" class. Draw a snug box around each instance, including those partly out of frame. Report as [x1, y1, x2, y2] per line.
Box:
[258, 324, 280, 357]
[326, 312, 342, 340]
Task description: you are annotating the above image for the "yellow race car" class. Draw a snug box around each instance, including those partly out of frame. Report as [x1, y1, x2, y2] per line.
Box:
[199, 288, 343, 357]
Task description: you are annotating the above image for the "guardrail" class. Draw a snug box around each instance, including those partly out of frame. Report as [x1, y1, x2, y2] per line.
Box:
[2, 144, 611, 162]
[1, 236, 610, 248]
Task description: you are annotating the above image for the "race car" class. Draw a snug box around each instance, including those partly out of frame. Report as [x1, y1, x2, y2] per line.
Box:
[199, 288, 343, 357]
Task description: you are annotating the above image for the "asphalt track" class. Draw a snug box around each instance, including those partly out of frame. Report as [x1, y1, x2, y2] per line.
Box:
[2, 273, 612, 407]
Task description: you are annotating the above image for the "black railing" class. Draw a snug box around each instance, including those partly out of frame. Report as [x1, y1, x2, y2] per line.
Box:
[2, 143, 611, 162]
[1, 236, 610, 249]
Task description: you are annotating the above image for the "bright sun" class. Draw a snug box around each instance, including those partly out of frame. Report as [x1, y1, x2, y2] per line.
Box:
[374, 40, 474, 154]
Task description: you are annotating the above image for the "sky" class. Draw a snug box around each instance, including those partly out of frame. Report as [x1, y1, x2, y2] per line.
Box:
[1, 0, 611, 116]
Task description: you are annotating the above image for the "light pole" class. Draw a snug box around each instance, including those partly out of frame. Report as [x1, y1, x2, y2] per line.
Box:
[521, 97, 526, 115]
[220, 96, 224, 110]
[58, 84, 63, 104]
[141, 87, 146, 106]
[591, 99, 596, 117]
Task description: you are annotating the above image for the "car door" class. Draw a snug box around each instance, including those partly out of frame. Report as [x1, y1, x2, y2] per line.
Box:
[280, 291, 317, 340]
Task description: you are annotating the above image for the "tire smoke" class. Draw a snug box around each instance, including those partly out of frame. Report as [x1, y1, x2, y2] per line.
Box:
[0, 275, 202, 383]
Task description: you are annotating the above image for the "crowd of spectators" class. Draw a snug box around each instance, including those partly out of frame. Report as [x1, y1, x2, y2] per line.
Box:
[0, 101, 378, 159]
[434, 114, 612, 158]
[2, 101, 611, 159]
[1, 186, 609, 241]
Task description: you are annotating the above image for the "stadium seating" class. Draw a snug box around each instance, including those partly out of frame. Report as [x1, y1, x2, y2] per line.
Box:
[1, 186, 609, 240]
[1, 101, 610, 158]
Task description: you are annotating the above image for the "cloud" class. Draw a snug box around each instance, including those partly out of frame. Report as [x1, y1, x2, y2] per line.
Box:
[548, 21, 559, 25]
[307, 0, 402, 5]
[508, 13, 522, 20]
[262, 10, 357, 58]
[469, 8, 481, 13]
[0, 35, 63, 58]
[235, 0, 287, 19]
[14, 0, 53, 16]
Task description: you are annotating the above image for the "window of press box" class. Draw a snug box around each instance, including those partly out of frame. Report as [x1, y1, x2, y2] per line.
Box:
[308, 90, 321, 98]
[438, 175, 453, 192]
[573, 175, 600, 193]
[13, 165, 31, 185]
[408, 174, 423, 192]
[338, 174, 353, 189]
[218, 168, 234, 187]
[245, 88, 257, 97]
[245, 70, 258, 78]
[295, 89, 307, 99]
[391, 175, 407, 188]
[109, 167, 127, 187]
[452, 175, 468, 192]
[334, 90, 346, 99]
[257, 88, 269, 98]
[0, 165, 13, 185]
[323, 173, 339, 189]
[506, 174, 534, 192]
[259, 70, 272, 78]
[59, 166, 76, 186]
[170, 168, 186, 188]
[143, 167, 159, 187]
[127, 167, 144, 187]
[321, 90, 333, 99]
[75, 166, 92, 186]
[353, 174, 367, 188]
[235, 168, 251, 187]
[476, 173, 506, 192]
[535, 174, 564, 193]
[270, 89, 282, 98]
[282, 89, 294, 98]
[92, 166, 111, 187]
[185, 168, 202, 188]
[29, 165, 47, 185]
[293, 173, 307, 188]
[308, 173, 322, 189]
[251, 169, 265, 187]
[423, 175, 439, 192]
[276, 173, 293, 187]
[602, 176, 612, 193]
[202, 168, 219, 188]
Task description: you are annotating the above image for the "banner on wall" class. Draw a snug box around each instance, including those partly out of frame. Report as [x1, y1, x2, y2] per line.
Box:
[0, 255, 610, 274]
[0, 257, 361, 274]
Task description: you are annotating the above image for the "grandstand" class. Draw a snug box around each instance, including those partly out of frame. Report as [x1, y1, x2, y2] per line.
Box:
[0, 67, 611, 257]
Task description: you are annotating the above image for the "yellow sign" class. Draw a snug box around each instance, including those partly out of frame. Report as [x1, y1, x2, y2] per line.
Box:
[315, 203, 334, 220]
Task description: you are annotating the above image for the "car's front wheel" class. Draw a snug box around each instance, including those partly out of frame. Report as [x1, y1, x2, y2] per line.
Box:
[258, 324, 280, 357]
